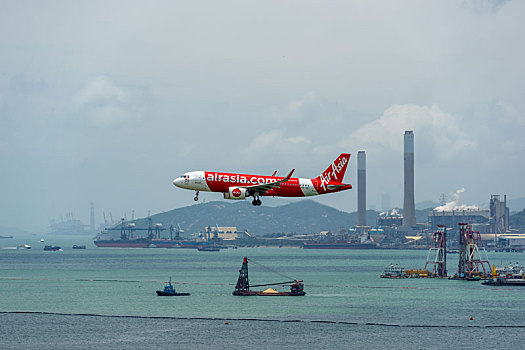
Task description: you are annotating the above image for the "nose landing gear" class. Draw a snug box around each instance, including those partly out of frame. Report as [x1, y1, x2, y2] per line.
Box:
[194, 191, 200, 201]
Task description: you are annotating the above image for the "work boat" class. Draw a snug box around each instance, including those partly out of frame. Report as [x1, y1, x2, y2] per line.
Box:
[156, 277, 190, 296]
[482, 263, 525, 286]
[232, 257, 306, 296]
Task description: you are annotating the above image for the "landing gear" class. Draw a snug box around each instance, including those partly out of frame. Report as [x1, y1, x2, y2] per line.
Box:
[251, 198, 262, 206]
[194, 191, 200, 201]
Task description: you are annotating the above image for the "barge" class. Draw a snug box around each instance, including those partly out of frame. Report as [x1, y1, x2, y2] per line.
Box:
[232, 257, 305, 296]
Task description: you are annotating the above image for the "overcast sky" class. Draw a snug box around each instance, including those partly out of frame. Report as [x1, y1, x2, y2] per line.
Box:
[1, 0, 524, 232]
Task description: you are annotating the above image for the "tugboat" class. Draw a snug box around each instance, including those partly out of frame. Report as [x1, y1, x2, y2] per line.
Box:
[156, 277, 190, 296]
[232, 257, 306, 296]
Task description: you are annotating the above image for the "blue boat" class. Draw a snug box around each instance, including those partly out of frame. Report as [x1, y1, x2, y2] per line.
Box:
[156, 277, 190, 296]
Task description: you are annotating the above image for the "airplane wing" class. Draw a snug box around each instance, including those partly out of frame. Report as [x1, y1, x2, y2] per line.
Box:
[245, 169, 295, 194]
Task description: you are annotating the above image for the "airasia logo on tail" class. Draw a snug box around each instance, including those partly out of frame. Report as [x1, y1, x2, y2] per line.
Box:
[318, 153, 350, 191]
[232, 188, 242, 197]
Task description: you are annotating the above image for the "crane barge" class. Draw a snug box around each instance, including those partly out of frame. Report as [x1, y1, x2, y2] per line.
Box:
[232, 257, 306, 296]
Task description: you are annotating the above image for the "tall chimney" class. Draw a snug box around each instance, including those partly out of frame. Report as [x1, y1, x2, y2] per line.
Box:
[357, 151, 366, 226]
[403, 131, 416, 228]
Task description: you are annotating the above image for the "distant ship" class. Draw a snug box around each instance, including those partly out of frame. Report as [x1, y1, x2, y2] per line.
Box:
[94, 220, 198, 248]
[43, 245, 62, 251]
[303, 241, 376, 249]
[94, 237, 150, 248]
[0, 235, 13, 239]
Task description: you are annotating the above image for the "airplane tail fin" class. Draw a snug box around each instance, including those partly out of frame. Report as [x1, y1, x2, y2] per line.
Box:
[316, 153, 351, 183]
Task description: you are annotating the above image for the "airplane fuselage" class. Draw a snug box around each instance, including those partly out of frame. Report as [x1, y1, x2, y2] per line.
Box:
[173, 153, 352, 205]
[174, 171, 350, 197]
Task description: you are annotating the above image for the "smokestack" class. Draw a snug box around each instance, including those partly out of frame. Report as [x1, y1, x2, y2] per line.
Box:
[357, 151, 366, 226]
[403, 131, 416, 228]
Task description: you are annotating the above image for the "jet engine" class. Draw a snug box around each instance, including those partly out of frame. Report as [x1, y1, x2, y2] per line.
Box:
[223, 187, 247, 200]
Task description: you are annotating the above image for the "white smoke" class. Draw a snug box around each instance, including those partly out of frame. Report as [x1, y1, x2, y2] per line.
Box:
[433, 188, 479, 211]
[379, 208, 401, 217]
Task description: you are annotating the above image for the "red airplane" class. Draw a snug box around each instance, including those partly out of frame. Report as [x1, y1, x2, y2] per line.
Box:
[173, 153, 352, 206]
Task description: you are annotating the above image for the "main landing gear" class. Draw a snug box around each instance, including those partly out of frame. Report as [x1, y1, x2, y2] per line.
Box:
[251, 198, 262, 206]
[194, 191, 200, 201]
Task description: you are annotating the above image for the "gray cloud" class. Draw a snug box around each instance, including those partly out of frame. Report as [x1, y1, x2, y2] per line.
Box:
[1, 0, 524, 231]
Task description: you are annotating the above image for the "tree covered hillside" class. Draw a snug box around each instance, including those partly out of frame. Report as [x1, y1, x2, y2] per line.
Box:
[129, 200, 378, 236]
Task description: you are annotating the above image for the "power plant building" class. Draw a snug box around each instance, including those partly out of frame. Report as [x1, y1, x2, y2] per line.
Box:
[490, 194, 509, 234]
[428, 209, 490, 232]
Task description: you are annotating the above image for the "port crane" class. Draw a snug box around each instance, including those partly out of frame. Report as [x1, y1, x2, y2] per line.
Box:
[105, 218, 165, 240]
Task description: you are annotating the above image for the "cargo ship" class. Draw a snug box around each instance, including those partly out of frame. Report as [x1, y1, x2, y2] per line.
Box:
[303, 241, 376, 249]
[94, 237, 151, 248]
[94, 218, 162, 248]
[232, 257, 306, 296]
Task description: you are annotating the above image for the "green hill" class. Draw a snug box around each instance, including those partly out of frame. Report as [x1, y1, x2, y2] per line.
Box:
[510, 209, 525, 229]
[129, 200, 378, 236]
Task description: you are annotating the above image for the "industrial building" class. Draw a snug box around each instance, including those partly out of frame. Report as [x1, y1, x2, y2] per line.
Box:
[489, 194, 509, 234]
[204, 226, 249, 241]
[428, 209, 489, 232]
[377, 209, 403, 227]
[428, 194, 509, 237]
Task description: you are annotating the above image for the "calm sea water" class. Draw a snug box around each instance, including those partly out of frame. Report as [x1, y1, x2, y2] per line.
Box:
[1, 234, 524, 349]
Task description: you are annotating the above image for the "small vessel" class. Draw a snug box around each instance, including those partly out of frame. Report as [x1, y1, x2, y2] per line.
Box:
[197, 245, 220, 252]
[16, 244, 31, 249]
[43, 245, 62, 251]
[380, 264, 406, 278]
[40, 238, 45, 243]
[156, 277, 190, 296]
[72, 245, 86, 249]
[303, 241, 376, 249]
[0, 235, 14, 239]
[232, 257, 306, 296]
[482, 263, 525, 286]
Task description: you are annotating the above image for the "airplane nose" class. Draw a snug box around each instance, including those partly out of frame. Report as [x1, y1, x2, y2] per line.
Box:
[173, 178, 182, 187]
